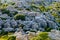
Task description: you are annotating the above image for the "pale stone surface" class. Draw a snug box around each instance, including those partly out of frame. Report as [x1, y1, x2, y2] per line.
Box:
[14, 30, 36, 40]
[49, 30, 60, 40]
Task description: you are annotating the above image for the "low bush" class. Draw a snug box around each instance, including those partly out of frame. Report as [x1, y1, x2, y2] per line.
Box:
[14, 14, 25, 20]
[8, 36, 16, 40]
[1, 30, 8, 35]
[45, 27, 52, 32]
[1, 9, 10, 16]
[30, 32, 51, 40]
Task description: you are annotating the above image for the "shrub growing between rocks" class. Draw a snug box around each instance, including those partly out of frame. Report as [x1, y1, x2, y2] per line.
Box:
[1, 9, 10, 16]
[1, 9, 10, 14]
[8, 36, 16, 40]
[45, 27, 52, 32]
[1, 29, 8, 35]
[14, 14, 25, 20]
[11, 2, 15, 5]
[30, 32, 51, 40]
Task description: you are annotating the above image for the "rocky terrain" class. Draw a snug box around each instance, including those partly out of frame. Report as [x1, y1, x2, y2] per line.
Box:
[15, 30, 60, 40]
[0, 0, 60, 40]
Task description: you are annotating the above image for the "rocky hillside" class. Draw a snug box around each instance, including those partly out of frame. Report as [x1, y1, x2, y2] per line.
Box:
[0, 0, 60, 40]
[0, 0, 60, 39]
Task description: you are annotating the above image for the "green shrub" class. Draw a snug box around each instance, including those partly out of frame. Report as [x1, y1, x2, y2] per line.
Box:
[1, 35, 8, 38]
[8, 36, 16, 40]
[30, 4, 39, 11]
[0, 35, 8, 40]
[0, 3, 8, 9]
[11, 3, 15, 5]
[39, 5, 47, 12]
[26, 8, 31, 11]
[14, 14, 25, 20]
[13, 11, 18, 15]
[1, 29, 8, 35]
[45, 27, 52, 32]
[1, 9, 10, 16]
[30, 32, 51, 40]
